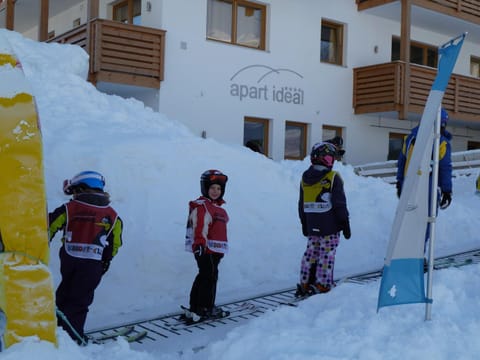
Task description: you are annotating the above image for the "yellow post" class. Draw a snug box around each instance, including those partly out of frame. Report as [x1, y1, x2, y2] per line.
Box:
[0, 33, 57, 348]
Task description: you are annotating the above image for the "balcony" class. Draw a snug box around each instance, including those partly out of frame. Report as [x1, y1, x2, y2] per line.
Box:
[357, 0, 480, 26]
[353, 61, 480, 123]
[49, 19, 166, 89]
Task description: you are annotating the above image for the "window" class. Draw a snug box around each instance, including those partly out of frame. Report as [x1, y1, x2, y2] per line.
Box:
[322, 125, 344, 160]
[467, 141, 480, 150]
[244, 117, 269, 156]
[322, 125, 342, 142]
[113, 0, 141, 25]
[470, 56, 480, 78]
[391, 37, 437, 67]
[321, 20, 344, 65]
[284, 121, 307, 160]
[388, 132, 406, 161]
[207, 0, 266, 50]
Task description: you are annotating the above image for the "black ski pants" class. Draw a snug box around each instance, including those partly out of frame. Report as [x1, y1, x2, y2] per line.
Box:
[56, 246, 103, 343]
[189, 253, 222, 314]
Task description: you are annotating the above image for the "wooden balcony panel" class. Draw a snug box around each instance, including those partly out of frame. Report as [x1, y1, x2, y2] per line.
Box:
[457, 88, 480, 109]
[99, 55, 160, 72]
[101, 35, 162, 53]
[356, 95, 398, 106]
[353, 62, 480, 122]
[48, 19, 165, 89]
[356, 71, 396, 82]
[356, 80, 396, 94]
[98, 44, 159, 64]
[356, 0, 397, 11]
[99, 60, 159, 77]
[457, 0, 480, 16]
[101, 26, 163, 43]
[94, 71, 160, 88]
[356, 85, 397, 96]
[353, 62, 403, 112]
[99, 41, 162, 64]
[355, 88, 397, 103]
[49, 25, 88, 49]
[358, 0, 480, 25]
[100, 50, 161, 70]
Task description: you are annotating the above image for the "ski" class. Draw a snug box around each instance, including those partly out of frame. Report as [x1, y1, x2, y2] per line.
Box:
[167, 302, 257, 330]
[89, 326, 148, 344]
[90, 325, 135, 342]
[178, 305, 230, 325]
[124, 330, 148, 343]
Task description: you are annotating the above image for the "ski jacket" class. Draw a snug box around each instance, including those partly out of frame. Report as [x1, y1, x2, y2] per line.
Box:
[298, 165, 349, 237]
[49, 192, 123, 262]
[396, 126, 452, 193]
[185, 196, 229, 255]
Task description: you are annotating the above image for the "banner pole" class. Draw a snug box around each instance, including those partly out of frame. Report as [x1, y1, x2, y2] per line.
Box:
[425, 106, 441, 320]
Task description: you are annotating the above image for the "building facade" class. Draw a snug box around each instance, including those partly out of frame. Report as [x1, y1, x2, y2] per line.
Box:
[3, 0, 480, 165]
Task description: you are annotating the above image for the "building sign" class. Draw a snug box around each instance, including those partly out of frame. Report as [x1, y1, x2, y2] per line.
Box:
[230, 65, 304, 105]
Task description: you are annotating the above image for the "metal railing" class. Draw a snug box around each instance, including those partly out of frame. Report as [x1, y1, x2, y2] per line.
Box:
[354, 149, 480, 183]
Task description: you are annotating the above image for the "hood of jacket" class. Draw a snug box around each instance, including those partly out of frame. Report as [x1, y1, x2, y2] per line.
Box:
[302, 165, 331, 186]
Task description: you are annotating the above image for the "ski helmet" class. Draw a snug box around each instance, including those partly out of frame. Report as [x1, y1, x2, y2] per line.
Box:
[310, 142, 337, 168]
[325, 136, 343, 148]
[441, 108, 448, 128]
[200, 169, 228, 200]
[63, 171, 105, 195]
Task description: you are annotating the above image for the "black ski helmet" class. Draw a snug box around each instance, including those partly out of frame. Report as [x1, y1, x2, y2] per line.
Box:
[200, 169, 228, 200]
[310, 142, 337, 168]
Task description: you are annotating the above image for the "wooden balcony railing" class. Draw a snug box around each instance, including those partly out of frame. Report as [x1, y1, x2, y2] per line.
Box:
[357, 0, 480, 25]
[49, 19, 166, 89]
[353, 61, 480, 123]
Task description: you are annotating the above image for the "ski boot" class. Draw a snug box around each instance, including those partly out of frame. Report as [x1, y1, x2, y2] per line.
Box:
[179, 306, 202, 324]
[310, 283, 331, 294]
[207, 306, 230, 319]
[295, 283, 312, 298]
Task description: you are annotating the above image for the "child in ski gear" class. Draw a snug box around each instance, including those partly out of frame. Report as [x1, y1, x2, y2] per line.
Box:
[48, 171, 123, 344]
[396, 107, 452, 260]
[184, 169, 229, 322]
[325, 135, 345, 161]
[396, 107, 452, 207]
[297, 143, 350, 297]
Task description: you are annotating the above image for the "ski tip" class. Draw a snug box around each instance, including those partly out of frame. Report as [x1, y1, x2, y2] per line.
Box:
[126, 330, 148, 343]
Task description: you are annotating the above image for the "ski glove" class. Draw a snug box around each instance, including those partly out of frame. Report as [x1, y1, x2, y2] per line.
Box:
[440, 191, 452, 210]
[396, 181, 402, 198]
[101, 260, 110, 275]
[342, 221, 351, 240]
[193, 244, 205, 258]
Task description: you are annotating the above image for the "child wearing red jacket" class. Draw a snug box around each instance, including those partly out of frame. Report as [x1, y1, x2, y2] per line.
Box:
[49, 171, 123, 344]
[183, 169, 229, 322]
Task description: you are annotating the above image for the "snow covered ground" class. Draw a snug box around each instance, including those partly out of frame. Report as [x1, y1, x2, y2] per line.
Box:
[2, 29, 480, 360]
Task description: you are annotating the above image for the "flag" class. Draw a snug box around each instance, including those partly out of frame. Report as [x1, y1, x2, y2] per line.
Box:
[377, 33, 465, 311]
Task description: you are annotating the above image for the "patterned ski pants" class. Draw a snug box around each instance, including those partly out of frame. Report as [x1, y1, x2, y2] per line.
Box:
[300, 234, 340, 287]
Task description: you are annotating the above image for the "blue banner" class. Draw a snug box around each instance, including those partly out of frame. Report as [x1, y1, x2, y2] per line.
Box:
[377, 33, 465, 311]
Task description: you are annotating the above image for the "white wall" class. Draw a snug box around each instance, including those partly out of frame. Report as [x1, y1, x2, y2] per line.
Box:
[142, 0, 404, 164]
[19, 0, 480, 165]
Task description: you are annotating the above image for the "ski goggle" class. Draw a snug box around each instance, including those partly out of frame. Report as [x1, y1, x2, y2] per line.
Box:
[207, 174, 228, 184]
[312, 142, 337, 156]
